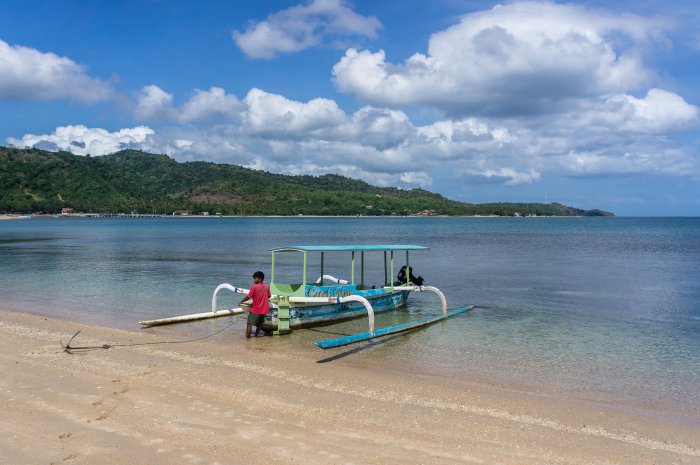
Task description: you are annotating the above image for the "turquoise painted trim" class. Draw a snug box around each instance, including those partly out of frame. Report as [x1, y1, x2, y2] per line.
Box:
[270, 245, 428, 253]
[261, 289, 410, 331]
[305, 284, 359, 297]
[314, 306, 475, 349]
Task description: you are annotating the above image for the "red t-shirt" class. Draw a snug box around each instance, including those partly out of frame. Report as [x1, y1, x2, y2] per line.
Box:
[247, 282, 271, 314]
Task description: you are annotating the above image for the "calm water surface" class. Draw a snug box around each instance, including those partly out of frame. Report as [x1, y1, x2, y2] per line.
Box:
[1, 217, 699, 417]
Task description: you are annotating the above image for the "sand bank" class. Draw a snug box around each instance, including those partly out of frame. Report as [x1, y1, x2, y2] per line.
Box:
[1, 309, 698, 465]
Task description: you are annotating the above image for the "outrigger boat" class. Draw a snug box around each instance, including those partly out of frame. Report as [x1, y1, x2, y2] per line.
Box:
[140, 245, 473, 349]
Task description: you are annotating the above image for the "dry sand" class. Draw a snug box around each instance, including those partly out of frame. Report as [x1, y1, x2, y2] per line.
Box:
[1, 309, 698, 465]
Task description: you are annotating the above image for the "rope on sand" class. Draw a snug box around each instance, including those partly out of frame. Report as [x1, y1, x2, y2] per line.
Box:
[61, 315, 244, 354]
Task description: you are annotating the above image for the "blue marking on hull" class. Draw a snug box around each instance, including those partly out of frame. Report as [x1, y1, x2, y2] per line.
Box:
[262, 290, 409, 330]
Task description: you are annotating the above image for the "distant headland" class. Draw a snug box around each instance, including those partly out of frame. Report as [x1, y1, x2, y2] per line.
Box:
[0, 147, 613, 217]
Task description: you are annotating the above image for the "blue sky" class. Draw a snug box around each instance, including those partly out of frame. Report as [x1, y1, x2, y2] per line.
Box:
[1, 0, 699, 215]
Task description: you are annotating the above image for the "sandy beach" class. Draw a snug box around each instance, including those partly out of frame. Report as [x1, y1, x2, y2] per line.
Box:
[1, 308, 698, 465]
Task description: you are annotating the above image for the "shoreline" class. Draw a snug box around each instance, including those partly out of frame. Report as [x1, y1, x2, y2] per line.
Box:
[1, 308, 698, 464]
[10, 213, 602, 219]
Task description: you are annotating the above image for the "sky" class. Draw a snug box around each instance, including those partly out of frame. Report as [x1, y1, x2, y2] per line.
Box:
[1, 0, 699, 216]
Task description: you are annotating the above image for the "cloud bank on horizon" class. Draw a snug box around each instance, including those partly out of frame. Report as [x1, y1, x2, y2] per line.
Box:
[2, 0, 699, 214]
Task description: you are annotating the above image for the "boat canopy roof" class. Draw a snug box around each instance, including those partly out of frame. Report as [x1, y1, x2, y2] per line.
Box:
[270, 245, 428, 253]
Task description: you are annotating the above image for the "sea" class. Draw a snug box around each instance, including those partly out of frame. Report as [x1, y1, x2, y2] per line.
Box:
[1, 216, 699, 420]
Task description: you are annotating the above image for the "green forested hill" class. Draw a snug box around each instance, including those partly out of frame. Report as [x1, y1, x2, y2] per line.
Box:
[0, 147, 613, 216]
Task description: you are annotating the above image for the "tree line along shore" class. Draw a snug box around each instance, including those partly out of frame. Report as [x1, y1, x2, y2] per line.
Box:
[0, 147, 613, 217]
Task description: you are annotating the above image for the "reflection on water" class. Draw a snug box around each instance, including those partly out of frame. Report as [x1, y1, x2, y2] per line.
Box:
[1, 216, 699, 415]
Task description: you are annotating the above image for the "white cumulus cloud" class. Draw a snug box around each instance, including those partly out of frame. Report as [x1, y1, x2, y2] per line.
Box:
[0, 39, 113, 102]
[243, 88, 346, 136]
[233, 0, 381, 59]
[399, 171, 433, 187]
[134, 85, 244, 124]
[610, 89, 699, 132]
[133, 85, 175, 122]
[341, 107, 413, 150]
[181, 87, 244, 122]
[462, 168, 542, 186]
[332, 1, 668, 116]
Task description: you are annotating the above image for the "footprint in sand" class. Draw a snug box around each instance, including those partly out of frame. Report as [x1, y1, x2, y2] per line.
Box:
[111, 379, 129, 395]
[50, 453, 79, 464]
[88, 413, 109, 423]
[58, 432, 72, 442]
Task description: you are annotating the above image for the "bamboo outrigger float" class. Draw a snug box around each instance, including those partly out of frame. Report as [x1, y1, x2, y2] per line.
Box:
[139, 245, 474, 348]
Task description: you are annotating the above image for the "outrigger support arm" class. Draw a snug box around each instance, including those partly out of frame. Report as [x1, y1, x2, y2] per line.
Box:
[288, 294, 376, 335]
[212, 283, 250, 313]
[388, 285, 448, 316]
[315, 275, 348, 284]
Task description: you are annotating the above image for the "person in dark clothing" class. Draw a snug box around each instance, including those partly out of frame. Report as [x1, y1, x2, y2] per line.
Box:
[396, 265, 424, 286]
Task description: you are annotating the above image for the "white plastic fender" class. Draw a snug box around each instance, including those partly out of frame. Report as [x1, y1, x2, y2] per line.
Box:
[289, 294, 375, 335]
[212, 283, 250, 313]
[390, 285, 447, 316]
[314, 275, 349, 284]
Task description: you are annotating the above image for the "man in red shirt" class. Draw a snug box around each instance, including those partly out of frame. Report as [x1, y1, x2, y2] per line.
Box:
[239, 271, 271, 338]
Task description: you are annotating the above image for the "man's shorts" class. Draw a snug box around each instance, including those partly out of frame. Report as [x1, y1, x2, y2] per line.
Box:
[247, 312, 266, 327]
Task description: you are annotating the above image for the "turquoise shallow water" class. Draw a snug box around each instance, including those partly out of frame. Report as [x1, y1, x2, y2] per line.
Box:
[1, 217, 699, 416]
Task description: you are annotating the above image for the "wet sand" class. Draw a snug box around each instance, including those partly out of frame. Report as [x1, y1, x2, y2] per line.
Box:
[1, 308, 698, 465]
